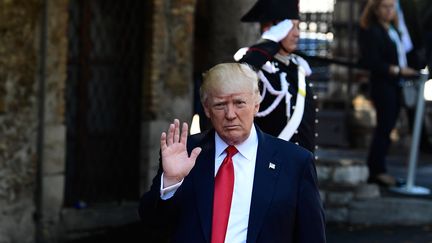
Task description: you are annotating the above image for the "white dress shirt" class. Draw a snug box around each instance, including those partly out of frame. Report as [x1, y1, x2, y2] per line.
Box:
[160, 125, 259, 243]
[388, 25, 408, 68]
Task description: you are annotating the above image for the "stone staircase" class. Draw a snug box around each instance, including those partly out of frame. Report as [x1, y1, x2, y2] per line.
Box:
[316, 148, 432, 225]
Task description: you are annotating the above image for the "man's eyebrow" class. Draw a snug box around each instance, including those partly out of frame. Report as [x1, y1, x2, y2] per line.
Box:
[211, 98, 226, 104]
[233, 94, 252, 99]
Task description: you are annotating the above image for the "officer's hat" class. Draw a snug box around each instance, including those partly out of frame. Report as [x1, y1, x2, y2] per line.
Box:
[240, 0, 299, 22]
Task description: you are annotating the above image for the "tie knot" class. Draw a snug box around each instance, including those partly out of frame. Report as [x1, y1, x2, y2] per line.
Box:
[226, 145, 238, 158]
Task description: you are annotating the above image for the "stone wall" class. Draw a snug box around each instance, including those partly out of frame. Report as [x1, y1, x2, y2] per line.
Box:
[141, 0, 198, 190]
[316, 156, 374, 222]
[206, 0, 260, 66]
[1, 0, 205, 239]
[40, 0, 69, 241]
[0, 0, 41, 242]
[193, 0, 259, 71]
[0, 0, 69, 242]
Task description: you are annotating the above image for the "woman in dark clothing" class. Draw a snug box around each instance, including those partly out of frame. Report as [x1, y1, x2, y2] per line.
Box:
[358, 0, 419, 187]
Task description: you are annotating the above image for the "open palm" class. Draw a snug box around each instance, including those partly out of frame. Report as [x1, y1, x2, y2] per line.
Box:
[161, 119, 202, 187]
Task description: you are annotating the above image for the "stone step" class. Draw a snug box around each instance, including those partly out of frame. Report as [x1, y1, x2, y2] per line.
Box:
[316, 156, 369, 186]
[348, 197, 432, 225]
[316, 148, 432, 225]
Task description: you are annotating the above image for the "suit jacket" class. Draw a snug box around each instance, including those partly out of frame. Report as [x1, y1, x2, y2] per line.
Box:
[239, 41, 317, 153]
[139, 126, 326, 243]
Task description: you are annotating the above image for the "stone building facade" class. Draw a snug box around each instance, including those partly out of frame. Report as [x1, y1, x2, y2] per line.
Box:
[1, 0, 46, 242]
[0, 0, 257, 242]
[3, 0, 432, 242]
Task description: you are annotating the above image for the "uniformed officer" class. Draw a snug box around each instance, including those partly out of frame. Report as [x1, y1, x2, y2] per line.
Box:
[234, 0, 318, 153]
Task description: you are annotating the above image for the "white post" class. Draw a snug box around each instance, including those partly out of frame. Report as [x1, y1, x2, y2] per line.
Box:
[391, 68, 431, 195]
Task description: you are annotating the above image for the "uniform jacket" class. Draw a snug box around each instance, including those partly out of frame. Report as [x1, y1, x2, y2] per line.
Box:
[238, 41, 316, 152]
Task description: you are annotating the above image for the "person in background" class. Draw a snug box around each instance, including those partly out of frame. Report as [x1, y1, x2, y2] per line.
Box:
[234, 0, 318, 153]
[139, 63, 326, 243]
[358, 0, 420, 187]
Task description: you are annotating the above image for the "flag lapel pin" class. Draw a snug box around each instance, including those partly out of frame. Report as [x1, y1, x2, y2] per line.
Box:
[269, 162, 276, 170]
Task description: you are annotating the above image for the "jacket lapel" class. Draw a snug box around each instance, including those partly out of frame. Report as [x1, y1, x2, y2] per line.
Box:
[247, 128, 280, 243]
[192, 131, 215, 243]
[379, 24, 397, 53]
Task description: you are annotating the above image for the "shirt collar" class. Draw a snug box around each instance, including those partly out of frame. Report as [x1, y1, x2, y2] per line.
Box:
[274, 53, 293, 65]
[215, 124, 258, 161]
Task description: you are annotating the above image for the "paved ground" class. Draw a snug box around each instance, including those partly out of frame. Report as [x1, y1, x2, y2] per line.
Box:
[67, 222, 432, 243]
[327, 223, 432, 243]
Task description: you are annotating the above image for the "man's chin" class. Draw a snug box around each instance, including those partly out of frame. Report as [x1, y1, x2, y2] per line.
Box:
[221, 130, 247, 144]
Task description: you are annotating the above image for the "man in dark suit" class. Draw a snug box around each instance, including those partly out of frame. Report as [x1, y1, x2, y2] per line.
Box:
[139, 63, 326, 243]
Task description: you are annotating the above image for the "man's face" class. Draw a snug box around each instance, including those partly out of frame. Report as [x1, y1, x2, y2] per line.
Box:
[279, 20, 300, 55]
[203, 90, 259, 145]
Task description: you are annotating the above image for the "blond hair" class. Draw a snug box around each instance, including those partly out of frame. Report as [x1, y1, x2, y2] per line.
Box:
[200, 63, 260, 105]
[360, 0, 398, 29]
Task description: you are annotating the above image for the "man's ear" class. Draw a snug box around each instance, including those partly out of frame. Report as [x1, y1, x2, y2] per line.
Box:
[254, 102, 260, 114]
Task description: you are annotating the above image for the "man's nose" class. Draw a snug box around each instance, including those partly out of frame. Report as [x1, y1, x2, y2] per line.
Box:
[293, 28, 300, 37]
[225, 104, 236, 119]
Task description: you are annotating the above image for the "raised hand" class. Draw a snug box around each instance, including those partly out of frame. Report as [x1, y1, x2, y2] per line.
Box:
[261, 19, 293, 42]
[161, 119, 202, 187]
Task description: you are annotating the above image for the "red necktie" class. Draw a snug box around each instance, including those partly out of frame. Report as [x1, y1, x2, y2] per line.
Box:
[211, 145, 238, 243]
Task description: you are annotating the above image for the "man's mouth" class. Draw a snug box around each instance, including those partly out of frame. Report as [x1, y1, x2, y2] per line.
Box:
[224, 125, 239, 130]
